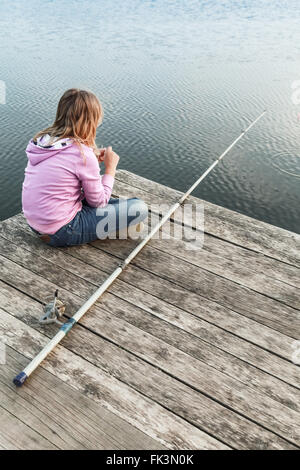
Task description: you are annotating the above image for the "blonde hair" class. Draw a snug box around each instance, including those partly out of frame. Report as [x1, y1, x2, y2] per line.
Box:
[33, 88, 103, 159]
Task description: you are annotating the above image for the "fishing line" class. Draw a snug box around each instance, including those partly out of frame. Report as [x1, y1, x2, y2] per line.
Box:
[271, 152, 300, 179]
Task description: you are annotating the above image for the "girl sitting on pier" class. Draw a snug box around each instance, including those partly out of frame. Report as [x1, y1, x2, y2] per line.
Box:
[22, 88, 148, 247]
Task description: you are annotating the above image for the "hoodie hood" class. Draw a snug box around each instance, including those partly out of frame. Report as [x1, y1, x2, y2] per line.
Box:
[26, 134, 73, 165]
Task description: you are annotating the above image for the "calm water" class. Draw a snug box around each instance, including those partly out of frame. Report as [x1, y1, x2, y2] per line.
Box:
[0, 0, 300, 233]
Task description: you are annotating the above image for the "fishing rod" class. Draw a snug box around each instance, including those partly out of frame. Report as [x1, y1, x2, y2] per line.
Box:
[13, 109, 266, 387]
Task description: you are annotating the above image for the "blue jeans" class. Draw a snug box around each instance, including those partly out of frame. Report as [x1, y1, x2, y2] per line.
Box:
[30, 197, 148, 247]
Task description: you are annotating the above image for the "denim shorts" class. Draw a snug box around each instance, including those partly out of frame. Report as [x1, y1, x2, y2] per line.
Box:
[30, 197, 148, 247]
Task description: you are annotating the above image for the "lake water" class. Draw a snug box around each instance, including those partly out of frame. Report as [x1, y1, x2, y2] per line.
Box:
[0, 0, 299, 233]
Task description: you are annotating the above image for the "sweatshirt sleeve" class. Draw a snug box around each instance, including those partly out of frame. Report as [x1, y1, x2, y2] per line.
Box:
[76, 148, 114, 207]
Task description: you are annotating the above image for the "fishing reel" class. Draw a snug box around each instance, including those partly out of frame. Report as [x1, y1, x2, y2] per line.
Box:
[40, 289, 66, 325]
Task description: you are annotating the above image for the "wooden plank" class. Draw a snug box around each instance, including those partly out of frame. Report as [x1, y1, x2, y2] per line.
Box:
[0, 433, 19, 450]
[0, 234, 297, 388]
[1, 215, 299, 340]
[1, 170, 299, 450]
[0, 216, 296, 364]
[195, 232, 300, 289]
[0, 308, 229, 450]
[1, 274, 299, 418]
[0, 346, 164, 450]
[87, 288, 300, 393]
[114, 244, 300, 337]
[5, 213, 300, 309]
[0, 237, 299, 392]
[114, 170, 300, 267]
[0, 223, 299, 386]
[0, 305, 296, 451]
[3, 220, 299, 339]
[44, 236, 300, 339]
[0, 383, 85, 450]
[10, 211, 300, 291]
[0, 404, 58, 450]
[91, 225, 300, 311]
[1, 233, 299, 415]
[0, 261, 299, 448]
[107, 277, 296, 363]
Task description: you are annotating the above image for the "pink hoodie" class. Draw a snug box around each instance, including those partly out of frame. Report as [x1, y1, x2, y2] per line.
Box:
[22, 136, 114, 234]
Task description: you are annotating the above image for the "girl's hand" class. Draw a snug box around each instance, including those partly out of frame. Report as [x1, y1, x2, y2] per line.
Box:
[104, 146, 120, 169]
[104, 146, 120, 178]
[95, 147, 106, 163]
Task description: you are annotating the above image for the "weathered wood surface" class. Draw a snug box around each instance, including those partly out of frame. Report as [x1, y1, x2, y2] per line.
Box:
[0, 230, 299, 390]
[114, 170, 300, 267]
[0, 170, 299, 450]
[1, 347, 162, 450]
[0, 215, 296, 366]
[0, 308, 226, 450]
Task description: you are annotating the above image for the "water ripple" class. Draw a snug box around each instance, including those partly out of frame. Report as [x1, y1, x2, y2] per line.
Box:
[0, 0, 299, 232]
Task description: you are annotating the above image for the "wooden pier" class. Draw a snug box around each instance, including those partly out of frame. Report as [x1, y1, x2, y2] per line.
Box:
[0, 169, 299, 450]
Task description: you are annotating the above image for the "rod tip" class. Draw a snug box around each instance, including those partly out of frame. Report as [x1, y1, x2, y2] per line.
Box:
[13, 372, 28, 387]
